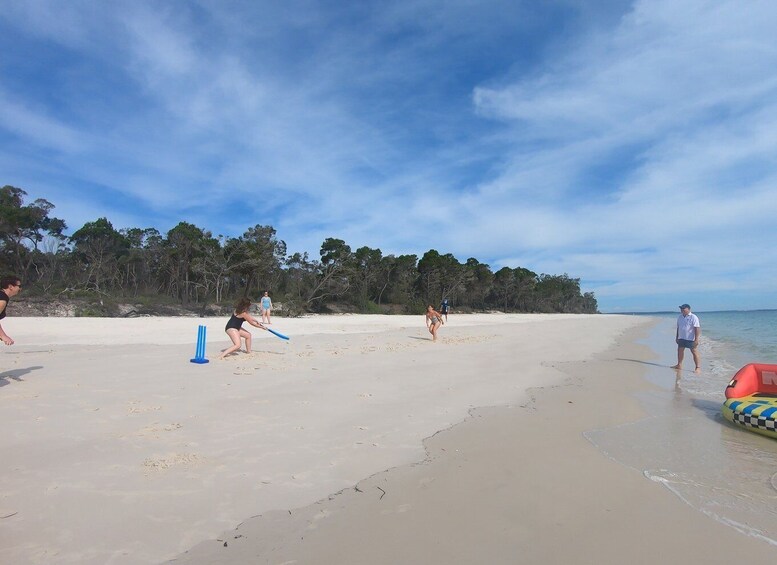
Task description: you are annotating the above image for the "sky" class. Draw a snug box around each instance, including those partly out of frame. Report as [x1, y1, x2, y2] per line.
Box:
[2, 0, 776, 313]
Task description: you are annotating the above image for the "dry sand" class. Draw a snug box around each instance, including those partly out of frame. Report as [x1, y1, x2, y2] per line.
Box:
[2, 313, 773, 564]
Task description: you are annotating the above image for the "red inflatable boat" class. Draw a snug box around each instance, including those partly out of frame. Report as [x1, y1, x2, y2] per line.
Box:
[725, 363, 777, 398]
[723, 363, 777, 439]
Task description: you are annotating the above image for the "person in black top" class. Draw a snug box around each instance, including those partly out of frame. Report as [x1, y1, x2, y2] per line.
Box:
[219, 296, 267, 359]
[0, 275, 22, 346]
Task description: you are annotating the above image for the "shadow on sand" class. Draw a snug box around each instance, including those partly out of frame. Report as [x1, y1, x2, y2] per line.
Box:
[0, 366, 44, 387]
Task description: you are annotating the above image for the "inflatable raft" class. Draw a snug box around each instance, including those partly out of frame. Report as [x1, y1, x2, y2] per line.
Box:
[722, 363, 777, 439]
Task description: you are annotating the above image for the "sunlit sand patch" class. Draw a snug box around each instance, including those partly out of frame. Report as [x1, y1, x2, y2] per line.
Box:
[143, 452, 202, 473]
[219, 351, 261, 361]
[385, 343, 408, 351]
[439, 334, 494, 344]
[137, 422, 182, 438]
[127, 401, 162, 414]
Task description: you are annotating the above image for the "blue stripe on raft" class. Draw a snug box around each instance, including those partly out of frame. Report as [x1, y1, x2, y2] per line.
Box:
[725, 399, 777, 416]
[727, 401, 777, 419]
[761, 407, 777, 419]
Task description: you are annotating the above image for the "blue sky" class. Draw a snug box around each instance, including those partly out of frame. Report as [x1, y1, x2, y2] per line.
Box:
[2, 0, 776, 313]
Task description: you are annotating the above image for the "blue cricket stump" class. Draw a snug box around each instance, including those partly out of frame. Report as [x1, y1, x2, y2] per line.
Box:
[190, 324, 210, 364]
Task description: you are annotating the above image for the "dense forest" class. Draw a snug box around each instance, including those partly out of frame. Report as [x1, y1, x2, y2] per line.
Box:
[0, 185, 598, 316]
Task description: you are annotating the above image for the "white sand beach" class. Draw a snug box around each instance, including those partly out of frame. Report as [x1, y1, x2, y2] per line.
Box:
[2, 314, 774, 564]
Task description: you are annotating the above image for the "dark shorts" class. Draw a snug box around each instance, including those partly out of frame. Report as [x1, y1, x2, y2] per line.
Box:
[678, 339, 696, 349]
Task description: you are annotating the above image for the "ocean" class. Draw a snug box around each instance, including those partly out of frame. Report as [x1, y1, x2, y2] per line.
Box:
[586, 310, 777, 546]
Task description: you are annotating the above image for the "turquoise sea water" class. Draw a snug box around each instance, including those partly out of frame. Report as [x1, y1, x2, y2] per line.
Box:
[586, 310, 777, 548]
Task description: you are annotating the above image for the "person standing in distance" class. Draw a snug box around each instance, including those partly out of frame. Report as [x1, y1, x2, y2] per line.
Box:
[0, 275, 22, 346]
[260, 291, 272, 325]
[671, 303, 701, 373]
[440, 298, 449, 322]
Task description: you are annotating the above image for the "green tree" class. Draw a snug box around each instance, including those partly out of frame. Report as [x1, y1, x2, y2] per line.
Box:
[119, 227, 163, 296]
[463, 258, 493, 310]
[352, 246, 383, 310]
[308, 237, 353, 308]
[191, 235, 231, 305]
[417, 250, 467, 305]
[581, 291, 598, 313]
[383, 254, 418, 308]
[488, 266, 538, 312]
[0, 184, 600, 314]
[491, 267, 517, 312]
[513, 267, 538, 311]
[225, 225, 286, 297]
[280, 251, 319, 316]
[70, 217, 129, 292]
[0, 185, 67, 281]
[535, 273, 582, 313]
[163, 222, 211, 304]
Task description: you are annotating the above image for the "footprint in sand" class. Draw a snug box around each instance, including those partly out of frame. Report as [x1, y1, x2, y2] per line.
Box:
[379, 503, 413, 515]
[138, 422, 182, 438]
[418, 477, 435, 489]
[441, 334, 494, 345]
[127, 401, 162, 414]
[143, 452, 202, 473]
[307, 509, 333, 529]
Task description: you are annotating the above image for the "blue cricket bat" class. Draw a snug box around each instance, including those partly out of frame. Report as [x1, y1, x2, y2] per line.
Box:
[266, 327, 289, 340]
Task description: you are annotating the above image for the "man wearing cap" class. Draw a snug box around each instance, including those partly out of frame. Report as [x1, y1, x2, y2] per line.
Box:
[672, 304, 701, 373]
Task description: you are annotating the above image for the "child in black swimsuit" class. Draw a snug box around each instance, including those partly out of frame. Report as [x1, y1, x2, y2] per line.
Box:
[219, 297, 267, 359]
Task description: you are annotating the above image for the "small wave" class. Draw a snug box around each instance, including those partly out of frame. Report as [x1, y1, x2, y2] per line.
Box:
[646, 469, 777, 547]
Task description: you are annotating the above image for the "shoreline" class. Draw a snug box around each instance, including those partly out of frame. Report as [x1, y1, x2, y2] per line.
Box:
[171, 319, 777, 564]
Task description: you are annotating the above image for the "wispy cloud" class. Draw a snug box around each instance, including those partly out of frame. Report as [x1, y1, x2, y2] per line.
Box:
[2, 0, 776, 310]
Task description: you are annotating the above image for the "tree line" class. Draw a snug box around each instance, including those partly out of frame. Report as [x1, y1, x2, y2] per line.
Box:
[0, 185, 598, 315]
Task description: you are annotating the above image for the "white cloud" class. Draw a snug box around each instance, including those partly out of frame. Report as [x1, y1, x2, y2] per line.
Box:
[3, 0, 777, 310]
[463, 0, 777, 309]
